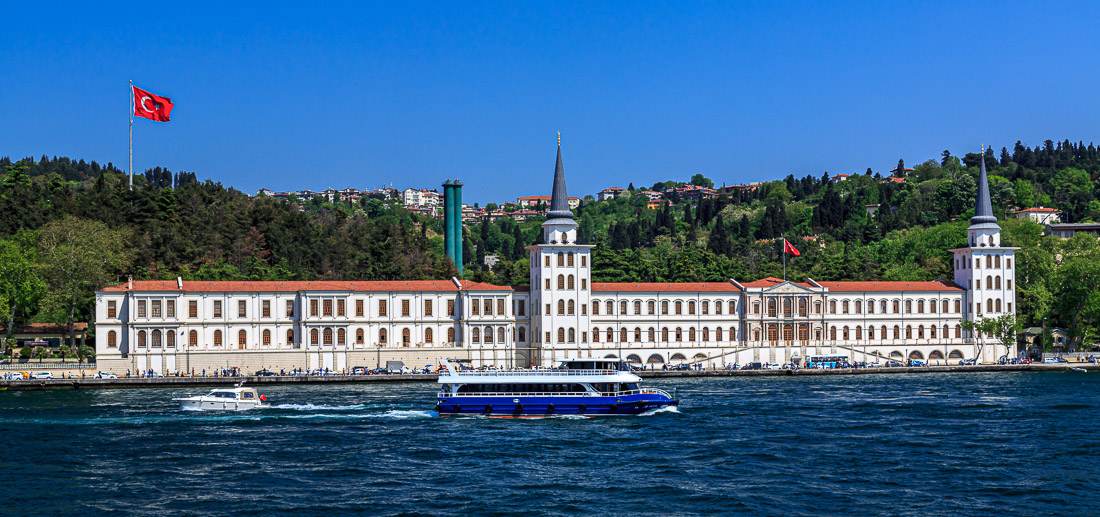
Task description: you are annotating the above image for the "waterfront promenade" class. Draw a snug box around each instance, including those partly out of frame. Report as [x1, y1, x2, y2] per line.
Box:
[1, 363, 1096, 390]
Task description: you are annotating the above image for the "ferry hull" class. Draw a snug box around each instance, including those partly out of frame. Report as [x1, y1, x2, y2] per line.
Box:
[436, 393, 677, 417]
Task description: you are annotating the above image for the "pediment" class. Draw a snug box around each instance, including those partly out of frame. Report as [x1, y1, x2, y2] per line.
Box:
[763, 282, 815, 294]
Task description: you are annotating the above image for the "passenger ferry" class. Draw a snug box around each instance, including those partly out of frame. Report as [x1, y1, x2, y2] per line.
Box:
[435, 359, 678, 417]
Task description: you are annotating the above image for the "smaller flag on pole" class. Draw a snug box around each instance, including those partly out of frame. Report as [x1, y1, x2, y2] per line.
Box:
[132, 85, 174, 122]
[783, 238, 801, 256]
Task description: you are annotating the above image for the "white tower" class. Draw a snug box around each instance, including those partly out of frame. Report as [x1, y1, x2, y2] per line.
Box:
[952, 147, 1018, 361]
[528, 134, 594, 366]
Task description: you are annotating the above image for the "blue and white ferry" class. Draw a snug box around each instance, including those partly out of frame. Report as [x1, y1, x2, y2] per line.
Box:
[435, 359, 678, 417]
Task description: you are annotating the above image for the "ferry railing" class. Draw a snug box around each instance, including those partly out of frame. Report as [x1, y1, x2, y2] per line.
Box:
[439, 388, 673, 399]
[444, 369, 628, 377]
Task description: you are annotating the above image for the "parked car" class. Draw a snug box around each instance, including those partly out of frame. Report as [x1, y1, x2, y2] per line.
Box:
[94, 372, 119, 379]
[742, 362, 763, 370]
[959, 359, 976, 365]
[884, 360, 904, 367]
[350, 366, 369, 375]
[909, 360, 926, 367]
[766, 363, 782, 370]
[867, 362, 882, 368]
[253, 369, 277, 376]
[147, 371, 164, 378]
[3, 372, 26, 380]
[34, 372, 54, 379]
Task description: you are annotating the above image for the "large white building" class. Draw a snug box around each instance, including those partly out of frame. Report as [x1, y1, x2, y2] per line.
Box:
[94, 145, 1015, 374]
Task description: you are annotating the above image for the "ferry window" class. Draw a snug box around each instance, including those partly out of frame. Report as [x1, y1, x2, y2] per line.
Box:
[239, 300, 247, 318]
[262, 300, 270, 318]
[286, 300, 294, 318]
[191, 300, 199, 318]
[108, 301, 117, 318]
[137, 300, 146, 318]
[213, 301, 222, 318]
[337, 299, 346, 317]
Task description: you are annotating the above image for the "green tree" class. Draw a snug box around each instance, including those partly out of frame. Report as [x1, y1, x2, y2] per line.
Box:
[32, 345, 47, 362]
[689, 174, 714, 189]
[38, 216, 134, 351]
[0, 237, 45, 345]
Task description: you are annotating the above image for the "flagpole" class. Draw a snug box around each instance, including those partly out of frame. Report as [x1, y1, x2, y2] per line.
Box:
[782, 233, 786, 281]
[129, 80, 133, 191]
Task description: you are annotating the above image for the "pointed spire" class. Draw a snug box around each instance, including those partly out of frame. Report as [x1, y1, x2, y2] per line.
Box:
[546, 132, 574, 222]
[971, 144, 997, 225]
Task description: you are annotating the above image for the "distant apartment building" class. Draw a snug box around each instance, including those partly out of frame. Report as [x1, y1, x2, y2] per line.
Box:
[598, 187, 626, 201]
[403, 188, 443, 207]
[1014, 207, 1060, 226]
[830, 173, 851, 182]
[1046, 223, 1100, 239]
[635, 190, 664, 201]
[517, 195, 580, 210]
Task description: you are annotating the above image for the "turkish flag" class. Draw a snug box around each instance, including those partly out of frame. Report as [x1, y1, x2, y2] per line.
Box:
[132, 85, 174, 122]
[783, 238, 801, 256]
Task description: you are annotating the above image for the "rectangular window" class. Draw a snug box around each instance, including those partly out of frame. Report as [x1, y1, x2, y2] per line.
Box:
[582, 304, 587, 315]
[472, 301, 480, 316]
[581, 256, 586, 267]
[497, 299, 505, 315]
[581, 279, 587, 290]
[213, 300, 222, 318]
[425, 299, 433, 316]
[238, 300, 247, 318]
[545, 304, 550, 315]
[166, 300, 175, 318]
[323, 300, 333, 316]
[262, 300, 271, 318]
[402, 299, 410, 317]
[286, 300, 294, 318]
[152, 300, 162, 318]
[108, 301, 117, 318]
[137, 300, 146, 318]
[545, 279, 550, 289]
[337, 299, 345, 316]
[447, 299, 455, 316]
[356, 299, 364, 317]
[310, 299, 318, 316]
[378, 299, 387, 316]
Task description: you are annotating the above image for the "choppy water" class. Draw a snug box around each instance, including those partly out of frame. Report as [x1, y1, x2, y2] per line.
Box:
[1, 371, 1096, 516]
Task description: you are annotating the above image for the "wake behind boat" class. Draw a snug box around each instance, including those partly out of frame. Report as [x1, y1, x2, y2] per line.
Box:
[435, 359, 678, 417]
[173, 383, 269, 411]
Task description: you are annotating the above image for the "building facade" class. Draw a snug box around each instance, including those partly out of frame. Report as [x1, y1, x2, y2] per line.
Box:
[95, 145, 1015, 374]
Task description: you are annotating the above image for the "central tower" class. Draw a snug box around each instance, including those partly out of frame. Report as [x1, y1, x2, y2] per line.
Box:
[528, 134, 594, 366]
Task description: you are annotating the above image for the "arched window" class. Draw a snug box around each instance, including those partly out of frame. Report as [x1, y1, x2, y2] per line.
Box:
[648, 301, 655, 314]
[893, 326, 900, 339]
[606, 328, 613, 342]
[799, 298, 808, 316]
[917, 300, 924, 313]
[447, 327, 456, 342]
[689, 328, 696, 341]
[917, 325, 924, 339]
[498, 328, 505, 343]
[702, 301, 710, 314]
[842, 300, 849, 314]
[995, 275, 1001, 289]
[262, 329, 271, 345]
[855, 326, 862, 340]
[955, 325, 962, 338]
[558, 300, 565, 315]
[592, 328, 600, 342]
[702, 328, 709, 341]
[675, 301, 683, 315]
[620, 301, 628, 314]
[592, 302, 599, 315]
[606, 300, 614, 314]
[769, 299, 777, 317]
[930, 325, 937, 339]
[238, 329, 247, 348]
[905, 325, 912, 339]
[688, 301, 696, 315]
[166, 331, 175, 348]
[568, 300, 575, 315]
[662, 301, 669, 314]
[557, 275, 565, 289]
[190, 330, 198, 347]
[892, 300, 899, 313]
[717, 327, 724, 341]
[730, 301, 737, 314]
[403, 328, 411, 346]
[379, 328, 387, 343]
[310, 328, 318, 345]
[996, 298, 1002, 312]
[855, 300, 862, 314]
[421, 327, 431, 343]
[517, 327, 525, 342]
[620, 327, 628, 342]
[829, 300, 836, 314]
[107, 330, 118, 347]
[867, 299, 875, 314]
[557, 252, 564, 266]
[214, 330, 223, 346]
[986, 275, 992, 289]
[568, 252, 574, 266]
[337, 328, 345, 344]
[472, 328, 480, 343]
[634, 328, 641, 342]
[568, 275, 575, 289]
[842, 326, 849, 340]
[987, 299, 994, 313]
[986, 255, 992, 268]
[568, 328, 575, 342]
[323, 328, 333, 345]
[868, 326, 874, 339]
[662, 328, 669, 341]
[356, 328, 364, 344]
[830, 327, 836, 341]
[905, 300, 912, 313]
[648, 328, 655, 341]
[675, 328, 683, 342]
[954, 300, 961, 313]
[715, 301, 722, 315]
[483, 327, 493, 344]
[152, 329, 162, 347]
[929, 301, 937, 314]
[881, 326, 887, 340]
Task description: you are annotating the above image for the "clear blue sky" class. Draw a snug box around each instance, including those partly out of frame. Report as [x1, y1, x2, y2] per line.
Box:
[3, 1, 1099, 204]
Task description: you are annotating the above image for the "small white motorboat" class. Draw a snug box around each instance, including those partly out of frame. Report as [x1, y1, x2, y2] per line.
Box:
[173, 383, 269, 411]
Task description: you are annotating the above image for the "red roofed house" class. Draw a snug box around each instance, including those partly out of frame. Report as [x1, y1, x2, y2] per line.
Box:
[597, 187, 626, 201]
[93, 140, 1013, 374]
[1014, 207, 1060, 226]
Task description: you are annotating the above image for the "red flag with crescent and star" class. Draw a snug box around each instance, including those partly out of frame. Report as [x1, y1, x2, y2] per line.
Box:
[783, 238, 801, 256]
[132, 85, 174, 122]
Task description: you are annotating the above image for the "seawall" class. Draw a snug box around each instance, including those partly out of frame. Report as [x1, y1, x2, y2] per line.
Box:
[0, 363, 1095, 390]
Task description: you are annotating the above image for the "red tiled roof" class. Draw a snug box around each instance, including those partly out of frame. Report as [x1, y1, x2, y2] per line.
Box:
[0, 322, 88, 333]
[591, 282, 741, 293]
[97, 280, 512, 293]
[1017, 207, 1058, 213]
[814, 280, 963, 292]
[740, 277, 814, 289]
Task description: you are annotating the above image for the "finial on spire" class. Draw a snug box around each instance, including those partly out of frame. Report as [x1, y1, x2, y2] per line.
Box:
[557, 131, 560, 147]
[981, 143, 984, 156]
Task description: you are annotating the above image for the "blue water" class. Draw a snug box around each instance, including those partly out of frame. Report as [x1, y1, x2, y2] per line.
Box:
[1, 372, 1096, 516]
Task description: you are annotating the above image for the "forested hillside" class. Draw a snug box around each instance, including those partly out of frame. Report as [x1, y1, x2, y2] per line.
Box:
[1, 138, 1099, 349]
